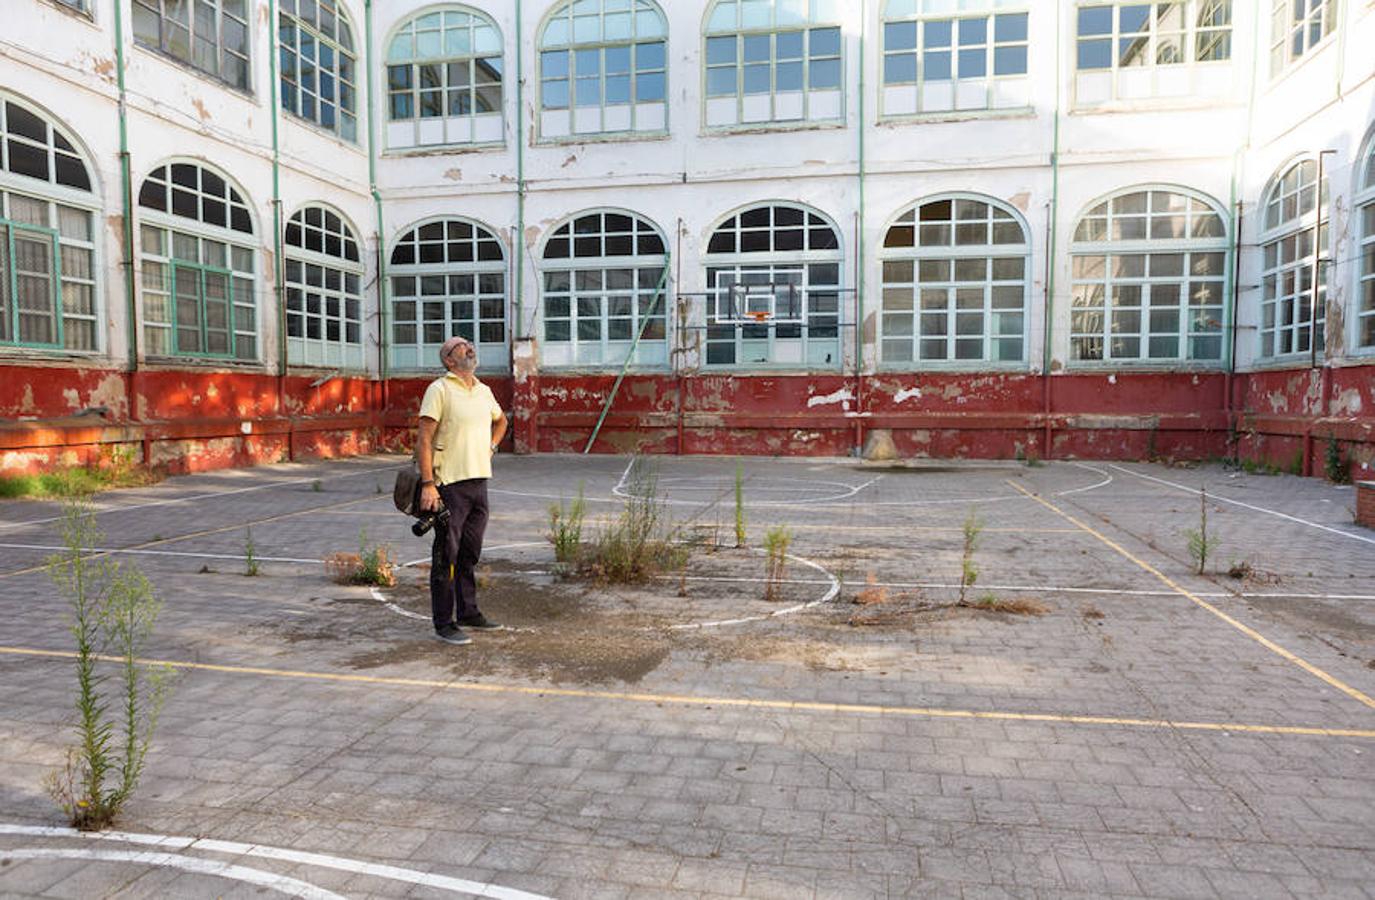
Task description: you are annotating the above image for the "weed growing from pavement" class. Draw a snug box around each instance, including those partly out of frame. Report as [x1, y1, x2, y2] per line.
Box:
[1184, 488, 1220, 575]
[968, 592, 1048, 615]
[325, 529, 396, 586]
[763, 525, 791, 601]
[1325, 435, 1351, 484]
[852, 572, 889, 606]
[579, 460, 686, 584]
[548, 481, 587, 565]
[734, 461, 747, 547]
[243, 527, 260, 577]
[959, 509, 982, 605]
[44, 499, 174, 830]
[0, 447, 161, 500]
[311, 479, 323, 492]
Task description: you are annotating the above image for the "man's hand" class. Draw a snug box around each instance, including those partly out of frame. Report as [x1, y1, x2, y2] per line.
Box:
[420, 483, 441, 512]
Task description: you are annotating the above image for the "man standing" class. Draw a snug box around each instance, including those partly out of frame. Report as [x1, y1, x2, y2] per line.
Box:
[417, 336, 509, 645]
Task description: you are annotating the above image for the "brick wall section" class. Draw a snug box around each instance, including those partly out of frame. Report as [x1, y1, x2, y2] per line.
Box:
[1357, 482, 1375, 529]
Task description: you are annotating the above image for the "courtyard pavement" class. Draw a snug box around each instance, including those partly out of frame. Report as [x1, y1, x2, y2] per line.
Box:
[0, 453, 1373, 898]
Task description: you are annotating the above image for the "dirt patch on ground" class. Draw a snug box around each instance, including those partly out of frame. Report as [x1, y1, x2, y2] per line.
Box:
[1245, 595, 1375, 645]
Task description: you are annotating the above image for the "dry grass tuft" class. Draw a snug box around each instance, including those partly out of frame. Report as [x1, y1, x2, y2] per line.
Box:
[964, 595, 1049, 616]
[1081, 605, 1105, 619]
[852, 573, 889, 606]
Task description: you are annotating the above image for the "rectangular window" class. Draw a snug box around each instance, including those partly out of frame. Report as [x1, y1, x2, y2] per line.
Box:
[133, 0, 251, 91]
[1072, 250, 1225, 362]
[704, 265, 841, 368]
[882, 10, 1028, 117]
[1271, 0, 1335, 76]
[142, 224, 255, 360]
[0, 192, 97, 351]
[704, 26, 843, 127]
[1360, 201, 1375, 349]
[1260, 227, 1327, 358]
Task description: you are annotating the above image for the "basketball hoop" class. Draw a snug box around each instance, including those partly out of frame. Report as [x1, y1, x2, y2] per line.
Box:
[746, 310, 771, 323]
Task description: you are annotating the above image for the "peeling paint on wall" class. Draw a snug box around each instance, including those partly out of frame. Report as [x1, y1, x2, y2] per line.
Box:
[806, 387, 853, 408]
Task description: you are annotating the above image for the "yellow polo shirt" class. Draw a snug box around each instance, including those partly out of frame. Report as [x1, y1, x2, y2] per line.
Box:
[419, 374, 503, 483]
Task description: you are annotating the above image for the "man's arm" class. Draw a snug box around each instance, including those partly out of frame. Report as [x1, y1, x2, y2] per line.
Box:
[491, 411, 509, 453]
[417, 416, 441, 511]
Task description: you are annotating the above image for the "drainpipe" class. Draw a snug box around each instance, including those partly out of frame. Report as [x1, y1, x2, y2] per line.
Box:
[1225, 0, 1262, 453]
[514, 0, 527, 342]
[1041, 0, 1063, 459]
[365, 0, 389, 423]
[853, 0, 867, 457]
[112, 0, 138, 398]
[268, 0, 288, 453]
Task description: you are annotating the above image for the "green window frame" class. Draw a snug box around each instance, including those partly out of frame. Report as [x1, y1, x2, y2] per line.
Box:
[279, 0, 359, 142]
[540, 210, 668, 369]
[704, 203, 842, 369]
[880, 196, 1028, 366]
[138, 162, 257, 361]
[880, 1, 1029, 117]
[1259, 161, 1327, 359]
[0, 95, 98, 353]
[1358, 132, 1375, 351]
[704, 0, 843, 127]
[131, 0, 251, 92]
[1071, 187, 1228, 364]
[538, 0, 668, 139]
[385, 6, 504, 149]
[389, 218, 508, 372]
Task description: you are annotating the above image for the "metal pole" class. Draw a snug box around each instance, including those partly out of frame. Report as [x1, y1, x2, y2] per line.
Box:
[583, 260, 672, 454]
[1309, 150, 1334, 369]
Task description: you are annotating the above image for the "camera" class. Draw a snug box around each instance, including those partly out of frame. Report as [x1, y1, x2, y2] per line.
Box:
[411, 506, 450, 537]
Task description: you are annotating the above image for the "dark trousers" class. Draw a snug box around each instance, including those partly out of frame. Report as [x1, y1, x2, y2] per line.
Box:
[430, 478, 489, 630]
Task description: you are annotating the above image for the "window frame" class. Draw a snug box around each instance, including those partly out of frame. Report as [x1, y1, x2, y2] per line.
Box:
[702, 0, 845, 130]
[278, 0, 360, 143]
[1357, 128, 1375, 355]
[538, 208, 670, 371]
[537, 0, 669, 141]
[1072, 0, 1235, 106]
[0, 93, 101, 355]
[1258, 160, 1328, 362]
[1269, 0, 1337, 78]
[131, 0, 253, 94]
[878, 193, 1031, 370]
[284, 204, 366, 370]
[383, 5, 506, 151]
[702, 201, 844, 371]
[1068, 185, 1230, 367]
[388, 216, 510, 373]
[879, 1, 1031, 120]
[137, 160, 259, 363]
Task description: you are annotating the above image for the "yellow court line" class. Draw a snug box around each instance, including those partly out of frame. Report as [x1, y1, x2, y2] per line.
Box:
[3, 645, 1373, 740]
[1007, 481, 1375, 712]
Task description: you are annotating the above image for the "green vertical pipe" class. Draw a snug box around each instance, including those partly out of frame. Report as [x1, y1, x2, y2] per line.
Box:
[269, 0, 286, 378]
[1042, 1, 1063, 377]
[112, 0, 137, 372]
[514, 0, 527, 341]
[855, 0, 866, 389]
[365, 0, 388, 384]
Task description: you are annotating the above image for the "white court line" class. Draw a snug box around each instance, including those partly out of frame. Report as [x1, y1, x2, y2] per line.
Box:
[0, 824, 554, 900]
[0, 848, 343, 900]
[0, 461, 404, 534]
[669, 548, 841, 630]
[0, 542, 324, 565]
[1106, 464, 1375, 547]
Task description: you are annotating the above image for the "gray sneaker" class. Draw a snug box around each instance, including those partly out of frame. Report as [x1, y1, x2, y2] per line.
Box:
[434, 626, 472, 645]
[457, 613, 501, 630]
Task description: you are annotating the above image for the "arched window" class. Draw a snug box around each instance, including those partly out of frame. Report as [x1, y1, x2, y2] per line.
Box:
[1358, 130, 1375, 351]
[1074, 1, 1233, 105]
[137, 162, 257, 360]
[132, 0, 251, 91]
[0, 93, 98, 351]
[389, 218, 507, 371]
[285, 206, 364, 369]
[880, 1, 1029, 117]
[540, 210, 668, 368]
[538, 0, 667, 139]
[880, 196, 1028, 365]
[385, 6, 503, 149]
[1258, 162, 1327, 359]
[704, 203, 841, 368]
[1269, 0, 1335, 77]
[279, 0, 359, 142]
[1070, 187, 1227, 363]
[703, 0, 843, 128]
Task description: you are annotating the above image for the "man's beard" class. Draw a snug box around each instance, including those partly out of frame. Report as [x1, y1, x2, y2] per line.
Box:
[453, 356, 477, 373]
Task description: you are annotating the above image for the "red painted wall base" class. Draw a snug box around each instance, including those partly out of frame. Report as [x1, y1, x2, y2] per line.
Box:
[2, 363, 1371, 484]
